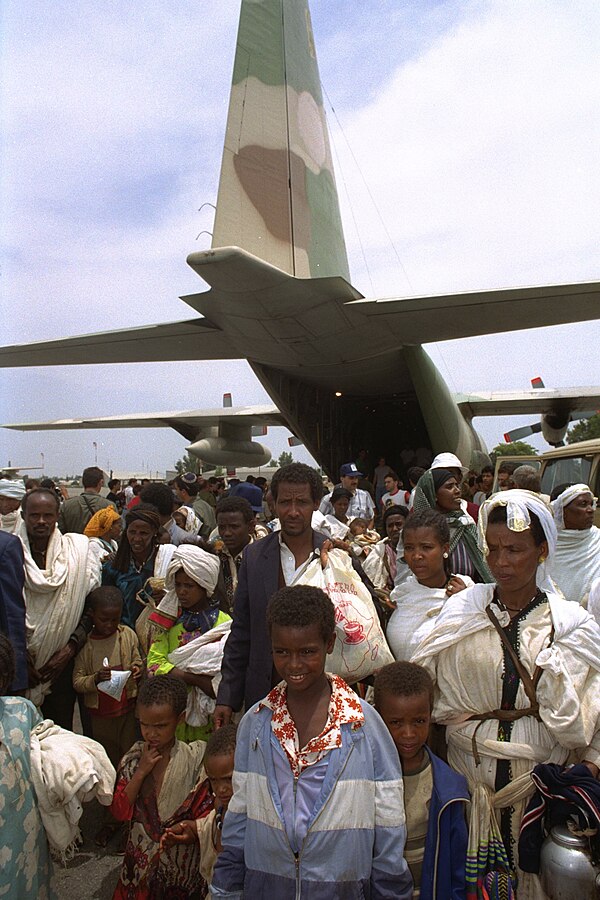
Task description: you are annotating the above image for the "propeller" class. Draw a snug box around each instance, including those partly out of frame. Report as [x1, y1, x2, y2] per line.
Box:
[503, 378, 598, 446]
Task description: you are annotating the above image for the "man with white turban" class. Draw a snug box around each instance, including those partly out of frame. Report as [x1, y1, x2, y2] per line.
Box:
[147, 546, 231, 741]
[413, 489, 600, 894]
[549, 482, 600, 604]
[0, 478, 26, 534]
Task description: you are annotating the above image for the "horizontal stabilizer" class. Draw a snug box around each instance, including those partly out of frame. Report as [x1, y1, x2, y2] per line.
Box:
[353, 281, 600, 344]
[457, 387, 600, 419]
[3, 404, 285, 444]
[0, 318, 232, 368]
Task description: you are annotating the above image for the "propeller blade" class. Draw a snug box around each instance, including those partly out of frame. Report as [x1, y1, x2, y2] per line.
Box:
[503, 422, 542, 442]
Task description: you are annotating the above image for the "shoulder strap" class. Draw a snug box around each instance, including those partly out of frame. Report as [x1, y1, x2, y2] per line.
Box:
[82, 493, 97, 518]
[486, 605, 539, 707]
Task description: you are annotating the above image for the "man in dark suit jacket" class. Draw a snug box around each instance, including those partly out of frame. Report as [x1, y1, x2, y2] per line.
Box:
[214, 463, 327, 724]
[0, 530, 27, 692]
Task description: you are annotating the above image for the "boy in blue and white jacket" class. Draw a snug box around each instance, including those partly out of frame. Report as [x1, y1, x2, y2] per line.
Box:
[211, 584, 413, 899]
[374, 661, 469, 900]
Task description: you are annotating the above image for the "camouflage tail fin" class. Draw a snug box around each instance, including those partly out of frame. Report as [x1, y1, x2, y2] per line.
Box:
[212, 0, 350, 281]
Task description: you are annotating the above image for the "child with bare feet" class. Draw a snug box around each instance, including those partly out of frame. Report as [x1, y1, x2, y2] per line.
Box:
[110, 675, 212, 898]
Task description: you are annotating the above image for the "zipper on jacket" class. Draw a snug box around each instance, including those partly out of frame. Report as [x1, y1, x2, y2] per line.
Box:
[432, 796, 468, 898]
[294, 851, 300, 900]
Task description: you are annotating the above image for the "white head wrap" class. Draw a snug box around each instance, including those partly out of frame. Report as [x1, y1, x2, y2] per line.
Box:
[550, 483, 593, 530]
[0, 478, 26, 499]
[430, 452, 468, 475]
[477, 489, 556, 592]
[164, 545, 220, 598]
[175, 505, 202, 534]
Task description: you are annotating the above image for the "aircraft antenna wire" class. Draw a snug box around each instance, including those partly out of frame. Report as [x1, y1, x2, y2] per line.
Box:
[326, 107, 375, 296]
[323, 86, 413, 295]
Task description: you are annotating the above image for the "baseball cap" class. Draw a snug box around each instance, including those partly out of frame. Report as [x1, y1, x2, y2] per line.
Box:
[340, 463, 363, 477]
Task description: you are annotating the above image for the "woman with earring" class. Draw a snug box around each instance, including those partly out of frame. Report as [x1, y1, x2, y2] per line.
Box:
[413, 489, 600, 895]
[386, 509, 474, 661]
[412, 467, 493, 582]
[102, 503, 176, 628]
[147, 545, 231, 742]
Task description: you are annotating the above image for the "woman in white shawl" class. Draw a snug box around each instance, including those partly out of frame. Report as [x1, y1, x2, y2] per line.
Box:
[147, 545, 231, 742]
[548, 482, 600, 604]
[412, 489, 600, 896]
[386, 509, 473, 661]
[18, 487, 102, 729]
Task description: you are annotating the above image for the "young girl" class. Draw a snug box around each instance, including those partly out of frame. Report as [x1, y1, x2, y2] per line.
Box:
[387, 509, 473, 661]
[147, 546, 231, 742]
[0, 634, 56, 899]
[211, 585, 413, 899]
[111, 675, 212, 899]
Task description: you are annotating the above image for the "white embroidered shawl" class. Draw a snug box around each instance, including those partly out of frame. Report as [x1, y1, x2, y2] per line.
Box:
[18, 522, 101, 705]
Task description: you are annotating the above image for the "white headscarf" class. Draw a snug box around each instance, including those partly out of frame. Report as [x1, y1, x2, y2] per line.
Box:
[0, 478, 26, 499]
[550, 483, 593, 530]
[164, 545, 220, 597]
[477, 489, 557, 592]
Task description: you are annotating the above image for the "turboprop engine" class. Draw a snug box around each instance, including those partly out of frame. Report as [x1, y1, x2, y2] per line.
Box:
[187, 436, 271, 467]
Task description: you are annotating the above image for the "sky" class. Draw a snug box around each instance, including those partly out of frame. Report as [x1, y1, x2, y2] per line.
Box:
[1, 0, 599, 477]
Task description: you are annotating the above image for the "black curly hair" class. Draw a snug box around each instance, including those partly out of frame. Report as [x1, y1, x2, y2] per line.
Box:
[205, 723, 238, 760]
[374, 661, 434, 710]
[216, 496, 254, 523]
[271, 463, 322, 504]
[138, 674, 188, 716]
[267, 585, 335, 643]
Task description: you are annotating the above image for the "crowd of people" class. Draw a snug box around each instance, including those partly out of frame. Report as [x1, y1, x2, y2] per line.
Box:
[0, 453, 599, 899]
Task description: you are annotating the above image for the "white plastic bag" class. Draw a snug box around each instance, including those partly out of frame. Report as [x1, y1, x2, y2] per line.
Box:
[97, 657, 131, 700]
[302, 550, 394, 683]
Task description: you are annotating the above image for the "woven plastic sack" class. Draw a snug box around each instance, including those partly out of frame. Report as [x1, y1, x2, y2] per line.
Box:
[301, 549, 394, 683]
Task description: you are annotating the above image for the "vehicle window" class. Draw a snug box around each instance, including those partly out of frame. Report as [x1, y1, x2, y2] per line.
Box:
[541, 456, 593, 494]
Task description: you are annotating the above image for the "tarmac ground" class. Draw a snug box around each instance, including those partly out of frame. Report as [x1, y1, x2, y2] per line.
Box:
[53, 800, 122, 899]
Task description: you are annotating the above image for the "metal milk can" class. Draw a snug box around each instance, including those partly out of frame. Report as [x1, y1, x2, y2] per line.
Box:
[540, 824, 600, 899]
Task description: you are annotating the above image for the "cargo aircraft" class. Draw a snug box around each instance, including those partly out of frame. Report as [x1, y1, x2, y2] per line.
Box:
[2, 0, 600, 474]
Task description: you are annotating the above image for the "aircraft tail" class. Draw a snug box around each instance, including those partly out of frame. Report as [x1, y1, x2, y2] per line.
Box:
[211, 0, 350, 281]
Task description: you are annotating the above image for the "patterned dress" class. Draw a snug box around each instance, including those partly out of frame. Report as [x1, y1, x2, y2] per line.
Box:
[111, 739, 212, 899]
[0, 696, 56, 899]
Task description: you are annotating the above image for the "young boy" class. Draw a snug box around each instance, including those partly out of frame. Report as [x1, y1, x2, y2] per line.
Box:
[211, 585, 413, 899]
[111, 675, 212, 898]
[73, 585, 143, 845]
[163, 723, 237, 887]
[374, 661, 469, 900]
[73, 586, 142, 766]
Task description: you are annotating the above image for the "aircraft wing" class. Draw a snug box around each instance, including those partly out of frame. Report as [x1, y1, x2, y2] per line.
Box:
[0, 318, 232, 368]
[352, 281, 600, 343]
[456, 387, 600, 419]
[3, 404, 286, 443]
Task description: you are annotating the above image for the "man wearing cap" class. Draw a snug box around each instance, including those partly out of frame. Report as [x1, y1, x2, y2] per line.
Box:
[0, 478, 26, 534]
[319, 462, 376, 527]
[228, 476, 264, 516]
